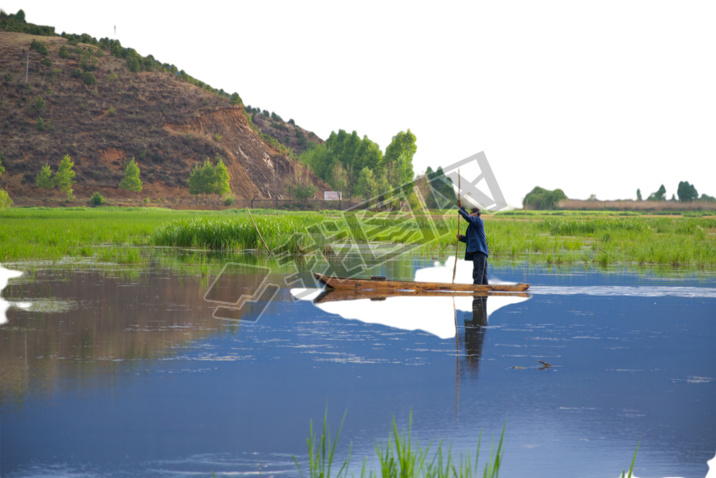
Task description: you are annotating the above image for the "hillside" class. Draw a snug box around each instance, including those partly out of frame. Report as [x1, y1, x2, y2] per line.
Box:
[0, 25, 326, 205]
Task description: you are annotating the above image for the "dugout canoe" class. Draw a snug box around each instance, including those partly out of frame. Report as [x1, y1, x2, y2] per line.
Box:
[314, 273, 530, 293]
[313, 288, 531, 304]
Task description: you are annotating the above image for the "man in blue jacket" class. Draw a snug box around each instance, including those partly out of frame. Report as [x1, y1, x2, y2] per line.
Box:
[456, 199, 489, 285]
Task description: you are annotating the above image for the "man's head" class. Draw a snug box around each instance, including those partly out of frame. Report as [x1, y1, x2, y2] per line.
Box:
[470, 207, 481, 217]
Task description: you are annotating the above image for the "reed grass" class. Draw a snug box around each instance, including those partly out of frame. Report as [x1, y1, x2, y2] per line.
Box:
[294, 409, 351, 478]
[294, 411, 505, 478]
[620, 441, 640, 478]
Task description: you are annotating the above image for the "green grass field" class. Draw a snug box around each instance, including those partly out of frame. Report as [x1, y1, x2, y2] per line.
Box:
[0, 207, 714, 270]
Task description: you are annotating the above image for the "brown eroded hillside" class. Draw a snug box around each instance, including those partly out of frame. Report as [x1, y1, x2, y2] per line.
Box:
[0, 31, 326, 204]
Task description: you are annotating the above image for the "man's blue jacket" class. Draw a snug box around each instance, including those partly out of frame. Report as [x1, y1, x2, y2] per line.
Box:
[457, 207, 489, 259]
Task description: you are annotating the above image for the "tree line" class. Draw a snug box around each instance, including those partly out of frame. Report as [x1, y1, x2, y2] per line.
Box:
[299, 129, 417, 201]
[35, 156, 143, 202]
[524, 181, 714, 210]
[30, 153, 235, 203]
[637, 181, 714, 202]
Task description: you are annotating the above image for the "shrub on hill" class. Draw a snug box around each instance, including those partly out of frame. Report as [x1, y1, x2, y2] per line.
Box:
[89, 192, 106, 206]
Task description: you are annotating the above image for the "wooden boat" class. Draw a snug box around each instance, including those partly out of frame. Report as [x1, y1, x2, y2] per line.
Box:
[314, 273, 530, 293]
[313, 288, 531, 304]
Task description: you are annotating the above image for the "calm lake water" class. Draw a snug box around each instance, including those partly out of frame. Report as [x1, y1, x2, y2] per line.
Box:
[1, 256, 715, 478]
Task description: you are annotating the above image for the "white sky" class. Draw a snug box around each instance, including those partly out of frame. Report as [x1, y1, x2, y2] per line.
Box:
[5, 1, 715, 206]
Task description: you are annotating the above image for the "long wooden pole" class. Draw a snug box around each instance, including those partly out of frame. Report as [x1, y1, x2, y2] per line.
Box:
[247, 208, 271, 256]
[452, 170, 460, 284]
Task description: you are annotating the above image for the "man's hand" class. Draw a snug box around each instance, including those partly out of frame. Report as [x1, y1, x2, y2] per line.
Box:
[457, 199, 462, 208]
[456, 233, 461, 240]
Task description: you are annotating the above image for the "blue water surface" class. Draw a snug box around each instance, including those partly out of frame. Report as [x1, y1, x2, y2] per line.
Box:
[0, 261, 714, 478]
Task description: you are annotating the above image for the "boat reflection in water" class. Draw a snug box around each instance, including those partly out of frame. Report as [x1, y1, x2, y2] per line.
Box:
[290, 258, 530, 340]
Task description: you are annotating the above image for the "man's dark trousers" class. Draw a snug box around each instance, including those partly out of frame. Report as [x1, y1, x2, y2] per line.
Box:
[472, 252, 488, 285]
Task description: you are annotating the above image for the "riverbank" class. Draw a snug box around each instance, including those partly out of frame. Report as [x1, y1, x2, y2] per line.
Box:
[0, 207, 714, 270]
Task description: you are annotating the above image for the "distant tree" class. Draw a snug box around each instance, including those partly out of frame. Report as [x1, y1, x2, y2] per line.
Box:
[214, 157, 231, 196]
[425, 166, 456, 209]
[119, 158, 143, 192]
[83, 72, 97, 85]
[355, 167, 378, 199]
[30, 39, 48, 56]
[670, 194, 676, 201]
[188, 156, 230, 195]
[0, 153, 5, 177]
[200, 159, 217, 193]
[299, 143, 335, 182]
[36, 163, 54, 188]
[647, 185, 666, 201]
[229, 92, 242, 105]
[59, 45, 69, 58]
[636, 188, 642, 201]
[30, 95, 45, 116]
[126, 56, 140, 73]
[188, 160, 216, 195]
[328, 162, 348, 193]
[523, 186, 567, 210]
[376, 175, 392, 202]
[0, 189, 12, 209]
[90, 191, 106, 206]
[54, 155, 76, 201]
[677, 181, 698, 202]
[287, 169, 317, 206]
[16, 9, 26, 23]
[187, 163, 204, 195]
[381, 130, 417, 186]
[288, 118, 295, 125]
[700, 193, 716, 203]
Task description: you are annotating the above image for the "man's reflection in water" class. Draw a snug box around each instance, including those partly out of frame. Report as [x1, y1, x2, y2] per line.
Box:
[464, 295, 488, 370]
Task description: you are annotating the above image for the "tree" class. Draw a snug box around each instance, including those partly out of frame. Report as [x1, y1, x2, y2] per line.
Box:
[299, 143, 335, 181]
[355, 167, 377, 199]
[0, 189, 11, 209]
[188, 160, 214, 195]
[214, 157, 231, 196]
[36, 163, 54, 188]
[381, 130, 417, 186]
[119, 157, 143, 192]
[677, 181, 698, 202]
[425, 166, 456, 209]
[523, 186, 567, 210]
[30, 95, 45, 117]
[54, 155, 76, 201]
[0, 153, 4, 177]
[187, 156, 230, 195]
[376, 175, 392, 203]
[647, 185, 666, 201]
[636, 189, 642, 201]
[287, 169, 317, 206]
[90, 192, 106, 206]
[229, 92, 242, 105]
[328, 162, 348, 193]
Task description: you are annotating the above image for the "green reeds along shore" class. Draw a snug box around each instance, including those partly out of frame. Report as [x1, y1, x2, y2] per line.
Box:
[0, 208, 714, 270]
